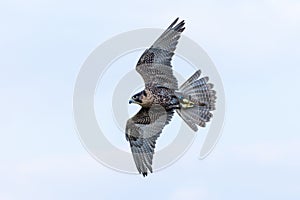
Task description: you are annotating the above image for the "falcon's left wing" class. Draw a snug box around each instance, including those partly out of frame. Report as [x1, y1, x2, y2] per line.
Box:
[136, 18, 185, 90]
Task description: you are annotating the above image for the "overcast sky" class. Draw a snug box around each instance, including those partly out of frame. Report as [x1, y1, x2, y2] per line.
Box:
[1, 0, 300, 200]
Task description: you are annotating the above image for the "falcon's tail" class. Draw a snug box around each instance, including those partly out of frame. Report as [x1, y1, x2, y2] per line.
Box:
[175, 70, 216, 131]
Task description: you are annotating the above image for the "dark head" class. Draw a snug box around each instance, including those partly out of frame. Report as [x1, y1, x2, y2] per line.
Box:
[129, 90, 151, 107]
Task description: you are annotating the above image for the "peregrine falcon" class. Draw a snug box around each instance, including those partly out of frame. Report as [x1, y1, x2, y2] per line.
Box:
[125, 18, 216, 177]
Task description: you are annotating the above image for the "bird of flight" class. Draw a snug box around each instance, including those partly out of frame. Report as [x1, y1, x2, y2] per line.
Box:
[125, 18, 216, 177]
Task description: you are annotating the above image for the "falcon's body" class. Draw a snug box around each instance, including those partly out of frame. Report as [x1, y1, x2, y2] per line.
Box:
[132, 86, 179, 109]
[125, 18, 216, 177]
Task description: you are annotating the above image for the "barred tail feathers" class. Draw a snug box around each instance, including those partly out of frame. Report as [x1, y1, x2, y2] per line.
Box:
[175, 70, 216, 132]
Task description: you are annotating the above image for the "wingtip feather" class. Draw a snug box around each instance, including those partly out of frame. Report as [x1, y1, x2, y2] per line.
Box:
[167, 18, 185, 32]
[168, 17, 179, 29]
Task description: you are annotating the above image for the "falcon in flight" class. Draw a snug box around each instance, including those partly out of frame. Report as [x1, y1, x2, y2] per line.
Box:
[125, 18, 216, 177]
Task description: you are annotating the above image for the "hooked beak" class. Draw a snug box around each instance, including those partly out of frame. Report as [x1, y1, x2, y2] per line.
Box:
[129, 99, 135, 104]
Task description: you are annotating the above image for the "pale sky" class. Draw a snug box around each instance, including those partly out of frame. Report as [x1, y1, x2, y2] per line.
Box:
[1, 0, 300, 199]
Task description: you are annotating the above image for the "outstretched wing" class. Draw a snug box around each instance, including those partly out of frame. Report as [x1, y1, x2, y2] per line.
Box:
[136, 18, 185, 90]
[125, 105, 174, 176]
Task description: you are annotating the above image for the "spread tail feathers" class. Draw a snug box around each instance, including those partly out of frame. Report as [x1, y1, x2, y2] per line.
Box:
[175, 70, 216, 131]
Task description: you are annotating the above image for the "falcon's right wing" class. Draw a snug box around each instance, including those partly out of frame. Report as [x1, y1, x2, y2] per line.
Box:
[125, 105, 174, 176]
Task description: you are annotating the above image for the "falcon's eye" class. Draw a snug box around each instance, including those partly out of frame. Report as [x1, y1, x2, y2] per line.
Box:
[142, 90, 147, 97]
[133, 95, 137, 100]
